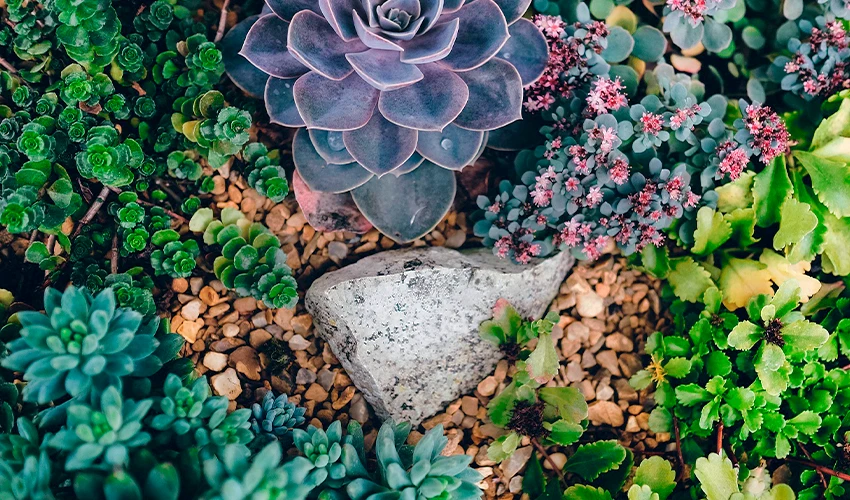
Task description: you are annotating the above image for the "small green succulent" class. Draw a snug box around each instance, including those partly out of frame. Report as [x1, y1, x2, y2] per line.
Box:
[345, 421, 482, 500]
[166, 150, 202, 181]
[293, 420, 361, 490]
[52, 0, 121, 71]
[47, 386, 153, 470]
[201, 442, 312, 500]
[242, 143, 288, 203]
[180, 34, 223, 89]
[190, 208, 298, 309]
[150, 229, 199, 279]
[1, 286, 166, 404]
[133, 0, 175, 38]
[250, 391, 305, 442]
[0, 418, 40, 469]
[73, 462, 181, 500]
[76, 125, 143, 187]
[105, 272, 156, 317]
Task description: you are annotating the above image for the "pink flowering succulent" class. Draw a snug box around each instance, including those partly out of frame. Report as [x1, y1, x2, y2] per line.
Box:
[222, 0, 549, 242]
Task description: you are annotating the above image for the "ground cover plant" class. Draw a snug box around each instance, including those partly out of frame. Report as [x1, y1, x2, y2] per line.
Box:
[0, 0, 848, 498]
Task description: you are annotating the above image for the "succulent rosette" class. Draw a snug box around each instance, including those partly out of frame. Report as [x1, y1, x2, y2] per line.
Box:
[224, 0, 548, 241]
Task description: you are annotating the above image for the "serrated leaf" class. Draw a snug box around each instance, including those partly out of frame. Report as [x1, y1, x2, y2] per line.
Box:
[487, 380, 519, 427]
[563, 485, 614, 500]
[773, 198, 819, 254]
[795, 150, 850, 217]
[662, 357, 691, 378]
[539, 387, 588, 422]
[648, 407, 672, 433]
[759, 249, 821, 303]
[674, 384, 710, 406]
[527, 331, 558, 384]
[543, 419, 584, 446]
[724, 208, 758, 248]
[752, 155, 792, 227]
[728, 320, 760, 350]
[692, 207, 732, 255]
[633, 456, 676, 500]
[563, 441, 627, 481]
[668, 258, 715, 303]
[782, 320, 829, 352]
[787, 411, 822, 435]
[639, 244, 670, 279]
[523, 455, 546, 497]
[487, 432, 520, 462]
[716, 171, 755, 213]
[694, 453, 739, 500]
[25, 241, 50, 264]
[812, 97, 850, 149]
[718, 257, 773, 310]
[820, 211, 850, 276]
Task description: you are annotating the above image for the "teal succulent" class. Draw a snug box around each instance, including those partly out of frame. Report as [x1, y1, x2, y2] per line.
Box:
[1, 286, 166, 404]
[293, 420, 359, 490]
[201, 442, 312, 500]
[0, 418, 40, 469]
[0, 450, 53, 500]
[346, 422, 483, 500]
[249, 391, 305, 442]
[73, 463, 181, 500]
[105, 273, 156, 317]
[47, 386, 153, 470]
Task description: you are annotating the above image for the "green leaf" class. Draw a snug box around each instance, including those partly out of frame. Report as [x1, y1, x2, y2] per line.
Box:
[727, 320, 761, 350]
[563, 485, 614, 500]
[782, 320, 829, 352]
[718, 257, 773, 310]
[773, 198, 819, 253]
[694, 453, 739, 500]
[639, 244, 670, 279]
[487, 432, 520, 462]
[667, 258, 715, 303]
[523, 455, 546, 497]
[715, 171, 755, 213]
[543, 419, 584, 446]
[724, 208, 758, 248]
[756, 359, 790, 396]
[775, 433, 791, 458]
[725, 387, 755, 411]
[675, 384, 710, 406]
[795, 151, 850, 217]
[539, 386, 588, 422]
[692, 207, 732, 255]
[25, 241, 50, 264]
[527, 331, 558, 384]
[151, 229, 180, 246]
[812, 97, 850, 149]
[563, 441, 627, 481]
[706, 351, 732, 377]
[787, 411, 822, 435]
[820, 211, 850, 275]
[752, 155, 792, 227]
[662, 357, 691, 378]
[633, 456, 676, 500]
[648, 408, 672, 433]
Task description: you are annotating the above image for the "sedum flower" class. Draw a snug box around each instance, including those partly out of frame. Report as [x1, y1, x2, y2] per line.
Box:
[250, 391, 306, 442]
[1, 287, 164, 404]
[224, 0, 550, 242]
[47, 386, 153, 470]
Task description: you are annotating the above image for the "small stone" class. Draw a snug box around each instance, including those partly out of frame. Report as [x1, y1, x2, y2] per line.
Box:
[221, 323, 240, 338]
[203, 352, 228, 371]
[181, 300, 203, 321]
[171, 278, 189, 293]
[190, 278, 204, 296]
[565, 361, 586, 382]
[587, 401, 624, 427]
[291, 315, 313, 335]
[596, 384, 614, 401]
[328, 241, 349, 262]
[274, 308, 295, 330]
[461, 396, 479, 416]
[296, 368, 317, 385]
[288, 334, 312, 351]
[509, 476, 523, 494]
[543, 453, 567, 470]
[305, 383, 329, 402]
[230, 346, 261, 381]
[500, 446, 532, 479]
[177, 319, 203, 343]
[199, 286, 219, 306]
[626, 416, 640, 433]
[317, 369, 336, 391]
[211, 368, 242, 400]
[596, 350, 622, 376]
[477, 376, 498, 397]
[614, 378, 638, 403]
[566, 322, 590, 342]
[350, 395, 370, 423]
[233, 297, 257, 313]
[576, 291, 605, 318]
[333, 386, 356, 410]
[618, 353, 643, 377]
[249, 329, 272, 348]
[605, 333, 634, 352]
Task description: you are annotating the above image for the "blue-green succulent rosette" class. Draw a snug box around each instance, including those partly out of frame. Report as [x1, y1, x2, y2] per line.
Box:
[223, 0, 549, 242]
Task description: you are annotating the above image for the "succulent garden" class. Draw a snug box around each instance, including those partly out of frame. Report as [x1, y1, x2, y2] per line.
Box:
[0, 0, 849, 498]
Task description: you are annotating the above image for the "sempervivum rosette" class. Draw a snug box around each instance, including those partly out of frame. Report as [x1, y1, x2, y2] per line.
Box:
[223, 0, 548, 242]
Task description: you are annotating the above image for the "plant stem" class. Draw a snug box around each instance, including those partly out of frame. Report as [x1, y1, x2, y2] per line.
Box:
[797, 443, 828, 489]
[0, 55, 18, 74]
[530, 437, 567, 489]
[673, 415, 685, 481]
[716, 422, 723, 455]
[106, 187, 188, 224]
[110, 234, 119, 274]
[71, 186, 111, 238]
[27, 230, 39, 245]
[214, 0, 231, 43]
[787, 457, 850, 482]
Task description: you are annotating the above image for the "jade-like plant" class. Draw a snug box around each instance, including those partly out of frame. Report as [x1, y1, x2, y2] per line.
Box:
[201, 442, 313, 500]
[190, 207, 298, 309]
[223, 0, 550, 242]
[150, 229, 200, 279]
[249, 391, 306, 443]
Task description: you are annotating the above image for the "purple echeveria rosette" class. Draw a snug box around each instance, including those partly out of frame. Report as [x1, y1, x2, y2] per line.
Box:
[223, 0, 548, 242]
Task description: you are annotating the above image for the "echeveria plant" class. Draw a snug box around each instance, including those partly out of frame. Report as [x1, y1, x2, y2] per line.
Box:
[224, 0, 549, 241]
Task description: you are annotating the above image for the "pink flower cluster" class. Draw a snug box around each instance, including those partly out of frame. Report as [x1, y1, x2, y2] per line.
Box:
[667, 0, 709, 25]
[743, 104, 790, 163]
[494, 230, 542, 264]
[524, 15, 609, 112]
[716, 141, 750, 180]
[640, 112, 664, 135]
[784, 21, 850, 97]
[670, 104, 702, 130]
[586, 78, 628, 116]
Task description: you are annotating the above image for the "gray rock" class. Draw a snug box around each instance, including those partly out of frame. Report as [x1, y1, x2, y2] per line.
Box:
[305, 247, 574, 423]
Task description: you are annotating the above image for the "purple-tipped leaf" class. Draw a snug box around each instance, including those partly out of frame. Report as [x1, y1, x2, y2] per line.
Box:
[293, 171, 372, 234]
[265, 0, 322, 20]
[392, 152, 426, 176]
[318, 0, 361, 41]
[491, 0, 531, 24]
[353, 14, 404, 50]
[222, 16, 269, 98]
[241, 14, 309, 79]
[346, 50, 424, 91]
[266, 77, 305, 127]
[351, 160, 457, 242]
[399, 18, 458, 64]
[288, 11, 366, 80]
[378, 63, 468, 131]
[417, 124, 484, 170]
[497, 18, 549, 86]
[294, 129, 374, 193]
[454, 58, 522, 130]
[293, 72, 379, 130]
[309, 129, 355, 164]
[343, 113, 418, 175]
[438, 0, 509, 71]
[418, 0, 446, 32]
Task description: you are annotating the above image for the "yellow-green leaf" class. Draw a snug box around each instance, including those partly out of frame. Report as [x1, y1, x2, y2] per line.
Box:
[752, 155, 792, 228]
[668, 258, 715, 303]
[692, 207, 732, 255]
[718, 257, 773, 310]
[795, 150, 850, 217]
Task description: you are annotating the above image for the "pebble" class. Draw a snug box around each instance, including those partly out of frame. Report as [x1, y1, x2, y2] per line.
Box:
[203, 352, 228, 372]
[596, 350, 621, 376]
[249, 329, 272, 348]
[291, 314, 313, 335]
[576, 291, 605, 317]
[234, 297, 257, 313]
[296, 368, 317, 385]
[288, 334, 312, 351]
[350, 395, 370, 423]
[221, 324, 240, 338]
[305, 383, 329, 402]
[211, 368, 242, 400]
[317, 368, 336, 391]
[500, 446, 532, 479]
[461, 396, 479, 416]
[230, 346, 261, 381]
[333, 386, 356, 410]
[605, 333, 634, 352]
[477, 376, 498, 397]
[587, 401, 625, 427]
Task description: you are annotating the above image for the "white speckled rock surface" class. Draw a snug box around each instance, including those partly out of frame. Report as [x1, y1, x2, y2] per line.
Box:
[305, 247, 575, 423]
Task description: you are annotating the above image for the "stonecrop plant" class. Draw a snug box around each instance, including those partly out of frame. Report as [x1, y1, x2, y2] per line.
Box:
[223, 0, 551, 242]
